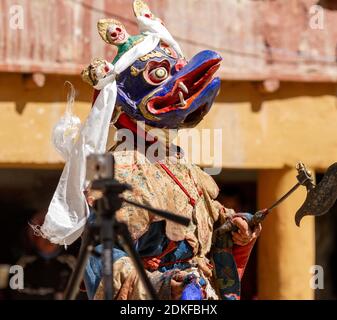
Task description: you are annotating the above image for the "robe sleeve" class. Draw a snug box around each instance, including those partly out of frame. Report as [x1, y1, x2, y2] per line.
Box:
[192, 165, 257, 280]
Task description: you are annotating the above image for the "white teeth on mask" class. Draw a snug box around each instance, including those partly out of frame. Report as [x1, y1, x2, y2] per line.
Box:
[178, 81, 189, 94]
[178, 91, 187, 107]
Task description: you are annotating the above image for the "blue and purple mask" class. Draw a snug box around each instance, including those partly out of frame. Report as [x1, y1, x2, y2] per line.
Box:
[115, 42, 222, 129]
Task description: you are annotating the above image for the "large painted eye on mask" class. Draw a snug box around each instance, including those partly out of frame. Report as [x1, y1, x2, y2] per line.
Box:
[143, 60, 171, 85]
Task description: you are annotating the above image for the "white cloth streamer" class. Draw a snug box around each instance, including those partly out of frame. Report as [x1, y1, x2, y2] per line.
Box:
[52, 82, 81, 161]
[137, 16, 184, 58]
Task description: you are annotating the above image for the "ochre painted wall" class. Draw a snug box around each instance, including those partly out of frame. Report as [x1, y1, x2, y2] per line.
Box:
[257, 168, 315, 300]
[186, 81, 337, 170]
[1, 75, 336, 170]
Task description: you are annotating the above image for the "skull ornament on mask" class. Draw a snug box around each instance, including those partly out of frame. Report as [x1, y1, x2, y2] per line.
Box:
[107, 24, 129, 46]
[81, 58, 113, 87]
[133, 0, 164, 24]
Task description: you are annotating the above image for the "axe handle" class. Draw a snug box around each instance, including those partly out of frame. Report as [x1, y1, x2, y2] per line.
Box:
[217, 180, 306, 234]
[267, 182, 300, 211]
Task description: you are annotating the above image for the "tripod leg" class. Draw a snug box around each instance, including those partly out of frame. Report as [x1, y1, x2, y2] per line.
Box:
[116, 222, 159, 300]
[64, 226, 95, 300]
[100, 215, 114, 300]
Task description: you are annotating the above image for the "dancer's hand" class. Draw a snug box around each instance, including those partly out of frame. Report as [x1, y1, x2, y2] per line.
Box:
[231, 217, 262, 246]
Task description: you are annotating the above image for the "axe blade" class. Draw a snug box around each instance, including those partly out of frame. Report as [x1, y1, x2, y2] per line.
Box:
[295, 162, 337, 226]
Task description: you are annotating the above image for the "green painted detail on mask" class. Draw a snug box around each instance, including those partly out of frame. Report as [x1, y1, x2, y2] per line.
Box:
[112, 35, 145, 64]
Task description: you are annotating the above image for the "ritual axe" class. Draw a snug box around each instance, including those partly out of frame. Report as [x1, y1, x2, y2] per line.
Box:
[295, 162, 337, 226]
[217, 162, 337, 233]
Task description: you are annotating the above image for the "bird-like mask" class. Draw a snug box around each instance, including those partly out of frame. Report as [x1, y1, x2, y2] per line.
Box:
[82, 0, 222, 130]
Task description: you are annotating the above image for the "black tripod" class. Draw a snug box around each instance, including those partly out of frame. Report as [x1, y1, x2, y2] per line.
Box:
[64, 156, 190, 300]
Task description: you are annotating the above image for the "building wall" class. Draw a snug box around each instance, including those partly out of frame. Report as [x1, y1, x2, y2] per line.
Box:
[0, 73, 91, 167]
[186, 81, 337, 170]
[2, 73, 336, 170]
[2, 0, 337, 81]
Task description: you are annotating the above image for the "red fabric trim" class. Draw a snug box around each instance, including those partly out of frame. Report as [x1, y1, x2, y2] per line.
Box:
[158, 258, 191, 268]
[158, 163, 197, 207]
[158, 240, 178, 259]
[232, 240, 256, 280]
[142, 240, 178, 271]
[117, 113, 141, 135]
[79, 280, 87, 292]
